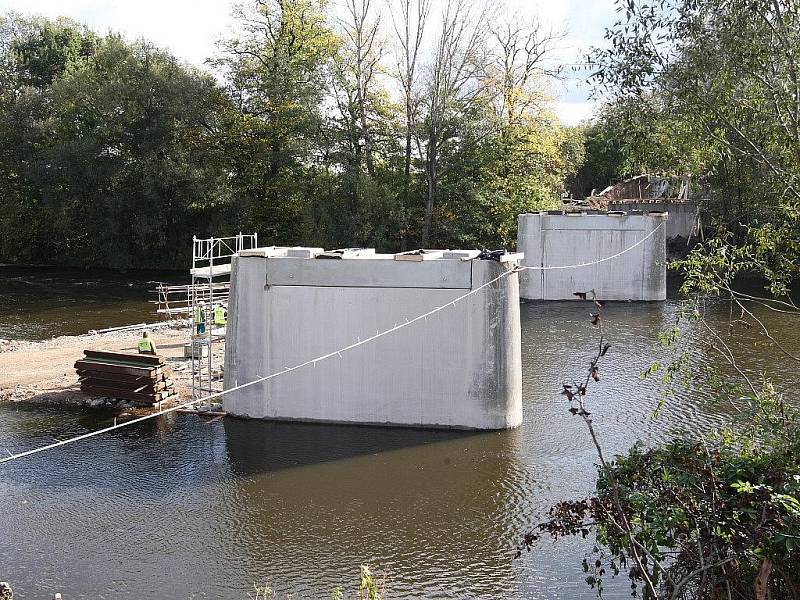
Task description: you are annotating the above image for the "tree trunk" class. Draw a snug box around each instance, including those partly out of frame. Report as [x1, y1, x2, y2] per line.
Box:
[754, 558, 773, 600]
[422, 141, 436, 247]
[359, 100, 375, 177]
[402, 101, 412, 251]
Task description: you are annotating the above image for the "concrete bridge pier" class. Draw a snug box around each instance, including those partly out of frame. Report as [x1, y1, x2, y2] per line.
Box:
[517, 211, 668, 301]
[223, 248, 523, 430]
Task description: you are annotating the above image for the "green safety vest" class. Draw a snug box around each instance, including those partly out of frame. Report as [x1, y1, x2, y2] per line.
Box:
[213, 306, 227, 325]
[138, 338, 155, 353]
[194, 307, 204, 323]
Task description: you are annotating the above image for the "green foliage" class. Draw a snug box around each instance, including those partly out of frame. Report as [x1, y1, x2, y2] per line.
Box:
[211, 0, 340, 245]
[10, 16, 97, 87]
[0, 15, 233, 268]
[527, 309, 800, 598]
[677, 218, 799, 300]
[592, 430, 800, 598]
[0, 3, 585, 268]
[521, 2, 800, 598]
[248, 566, 384, 599]
[525, 34, 800, 585]
[432, 108, 581, 249]
[588, 0, 800, 233]
[569, 116, 625, 198]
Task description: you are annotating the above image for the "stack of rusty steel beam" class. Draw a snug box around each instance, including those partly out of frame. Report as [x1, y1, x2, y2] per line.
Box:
[75, 350, 176, 406]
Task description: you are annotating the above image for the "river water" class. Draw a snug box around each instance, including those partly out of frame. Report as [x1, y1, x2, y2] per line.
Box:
[1, 273, 797, 599]
[0, 266, 178, 340]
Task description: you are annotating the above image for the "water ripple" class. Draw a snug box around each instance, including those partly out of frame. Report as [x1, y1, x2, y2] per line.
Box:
[2, 295, 799, 598]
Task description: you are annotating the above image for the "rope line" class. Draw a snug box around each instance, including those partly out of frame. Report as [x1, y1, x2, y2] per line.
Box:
[0, 223, 664, 465]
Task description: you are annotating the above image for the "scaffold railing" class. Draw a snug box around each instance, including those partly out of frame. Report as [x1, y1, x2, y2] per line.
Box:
[189, 233, 258, 403]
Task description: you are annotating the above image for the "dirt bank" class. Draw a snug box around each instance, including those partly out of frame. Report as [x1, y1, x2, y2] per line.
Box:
[0, 326, 224, 411]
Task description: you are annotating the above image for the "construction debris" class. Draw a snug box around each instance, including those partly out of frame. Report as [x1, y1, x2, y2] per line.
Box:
[74, 350, 177, 406]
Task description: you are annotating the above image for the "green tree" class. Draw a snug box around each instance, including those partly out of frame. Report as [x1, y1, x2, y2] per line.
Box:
[590, 0, 800, 231]
[0, 16, 232, 268]
[321, 0, 406, 250]
[0, 2, 590, 268]
[435, 109, 584, 249]
[214, 0, 339, 244]
[11, 16, 97, 88]
[0, 16, 98, 263]
[520, 2, 800, 596]
[49, 36, 232, 267]
[419, 9, 580, 249]
[569, 113, 625, 198]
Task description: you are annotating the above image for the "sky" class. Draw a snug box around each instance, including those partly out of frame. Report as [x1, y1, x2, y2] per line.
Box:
[0, 0, 619, 125]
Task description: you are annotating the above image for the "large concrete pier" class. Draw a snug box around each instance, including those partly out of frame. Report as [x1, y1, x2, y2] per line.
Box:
[517, 211, 667, 301]
[223, 248, 523, 430]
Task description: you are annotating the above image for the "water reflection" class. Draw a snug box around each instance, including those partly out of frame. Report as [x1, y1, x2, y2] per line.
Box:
[223, 419, 478, 475]
[222, 420, 532, 598]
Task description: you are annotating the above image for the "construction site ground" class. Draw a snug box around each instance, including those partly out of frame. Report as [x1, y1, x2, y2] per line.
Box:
[0, 327, 226, 414]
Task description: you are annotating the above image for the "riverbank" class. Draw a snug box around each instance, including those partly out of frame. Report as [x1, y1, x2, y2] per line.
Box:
[0, 325, 222, 411]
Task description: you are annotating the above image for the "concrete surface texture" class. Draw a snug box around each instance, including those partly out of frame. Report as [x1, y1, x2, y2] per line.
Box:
[517, 211, 667, 301]
[223, 249, 523, 430]
[609, 200, 700, 240]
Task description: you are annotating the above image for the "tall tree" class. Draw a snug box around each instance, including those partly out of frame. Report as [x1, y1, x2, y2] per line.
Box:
[0, 3, 588, 267]
[214, 0, 339, 243]
[0, 16, 231, 267]
[10, 16, 97, 88]
[417, 0, 488, 246]
[50, 37, 230, 267]
[486, 15, 563, 127]
[326, 0, 405, 250]
[391, 0, 430, 248]
[0, 16, 99, 262]
[337, 0, 382, 177]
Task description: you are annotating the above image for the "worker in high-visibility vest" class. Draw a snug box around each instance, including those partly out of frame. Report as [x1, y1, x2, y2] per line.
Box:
[138, 331, 158, 355]
[194, 302, 206, 334]
[213, 303, 227, 326]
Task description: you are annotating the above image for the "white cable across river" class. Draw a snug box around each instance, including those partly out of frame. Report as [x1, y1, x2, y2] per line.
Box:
[0, 222, 664, 465]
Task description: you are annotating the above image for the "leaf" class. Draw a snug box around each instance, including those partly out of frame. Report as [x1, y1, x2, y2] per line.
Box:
[591, 366, 600, 382]
[600, 343, 611, 356]
[591, 313, 600, 326]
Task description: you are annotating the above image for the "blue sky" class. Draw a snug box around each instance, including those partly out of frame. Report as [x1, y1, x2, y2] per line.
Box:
[0, 0, 619, 125]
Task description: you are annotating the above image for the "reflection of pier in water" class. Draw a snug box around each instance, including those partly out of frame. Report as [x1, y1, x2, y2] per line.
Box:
[223, 418, 479, 474]
[221, 418, 535, 599]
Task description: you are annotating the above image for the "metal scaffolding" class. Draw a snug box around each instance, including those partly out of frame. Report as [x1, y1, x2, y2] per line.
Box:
[189, 233, 258, 403]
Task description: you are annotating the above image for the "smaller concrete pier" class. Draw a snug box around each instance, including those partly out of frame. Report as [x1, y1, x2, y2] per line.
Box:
[223, 248, 523, 430]
[608, 200, 700, 241]
[517, 211, 667, 301]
